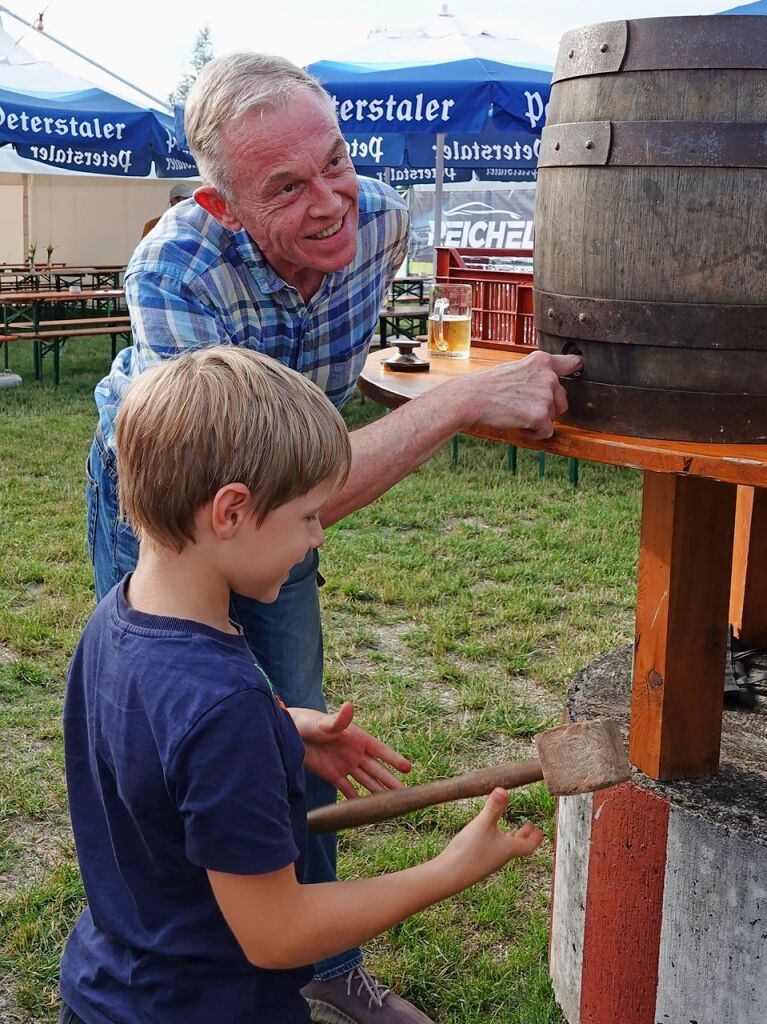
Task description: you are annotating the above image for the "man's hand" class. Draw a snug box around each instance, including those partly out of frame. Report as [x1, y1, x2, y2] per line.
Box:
[289, 702, 411, 799]
[320, 349, 582, 528]
[455, 350, 582, 440]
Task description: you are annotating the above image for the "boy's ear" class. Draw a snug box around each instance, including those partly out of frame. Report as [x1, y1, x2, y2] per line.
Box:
[211, 483, 253, 539]
[194, 186, 244, 231]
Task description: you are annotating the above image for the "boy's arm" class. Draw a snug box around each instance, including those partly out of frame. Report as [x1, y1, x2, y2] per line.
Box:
[288, 702, 411, 798]
[208, 789, 543, 970]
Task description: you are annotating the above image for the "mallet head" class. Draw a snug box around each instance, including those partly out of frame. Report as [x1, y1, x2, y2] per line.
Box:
[535, 719, 630, 796]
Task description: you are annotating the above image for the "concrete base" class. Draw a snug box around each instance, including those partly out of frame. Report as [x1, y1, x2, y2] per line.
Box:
[550, 645, 767, 1024]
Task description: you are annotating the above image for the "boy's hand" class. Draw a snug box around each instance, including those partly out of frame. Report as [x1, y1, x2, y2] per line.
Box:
[439, 788, 544, 889]
[289, 702, 411, 799]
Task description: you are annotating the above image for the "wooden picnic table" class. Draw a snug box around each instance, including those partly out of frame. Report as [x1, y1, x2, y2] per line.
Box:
[0, 288, 127, 383]
[0, 266, 123, 292]
[0, 262, 66, 271]
[391, 275, 433, 304]
[360, 342, 767, 782]
[378, 303, 430, 347]
[0, 287, 124, 308]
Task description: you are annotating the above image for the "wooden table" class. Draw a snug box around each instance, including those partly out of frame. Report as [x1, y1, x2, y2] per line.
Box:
[391, 275, 433, 303]
[377, 304, 430, 347]
[360, 343, 767, 781]
[0, 288, 127, 382]
[0, 266, 123, 292]
[51, 266, 124, 288]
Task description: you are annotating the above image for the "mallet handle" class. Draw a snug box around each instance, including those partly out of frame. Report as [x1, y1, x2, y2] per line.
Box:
[308, 758, 545, 834]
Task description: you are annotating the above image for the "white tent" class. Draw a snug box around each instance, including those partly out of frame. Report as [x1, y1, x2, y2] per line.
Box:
[0, 21, 197, 261]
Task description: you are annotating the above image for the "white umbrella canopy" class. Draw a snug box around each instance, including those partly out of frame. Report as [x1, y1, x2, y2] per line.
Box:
[323, 9, 553, 76]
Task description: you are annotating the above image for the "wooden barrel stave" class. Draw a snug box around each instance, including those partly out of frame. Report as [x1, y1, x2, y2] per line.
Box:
[535, 17, 767, 442]
[537, 168, 767, 304]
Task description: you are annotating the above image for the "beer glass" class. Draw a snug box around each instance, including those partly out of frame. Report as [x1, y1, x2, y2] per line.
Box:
[427, 283, 472, 359]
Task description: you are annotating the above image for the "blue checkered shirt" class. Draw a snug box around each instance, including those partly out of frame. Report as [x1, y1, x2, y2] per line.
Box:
[94, 177, 409, 450]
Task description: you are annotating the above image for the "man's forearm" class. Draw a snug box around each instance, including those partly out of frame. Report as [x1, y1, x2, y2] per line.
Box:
[321, 350, 581, 527]
[321, 381, 470, 527]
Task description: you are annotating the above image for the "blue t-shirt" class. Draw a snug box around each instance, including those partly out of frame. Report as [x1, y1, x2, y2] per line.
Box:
[60, 577, 312, 1023]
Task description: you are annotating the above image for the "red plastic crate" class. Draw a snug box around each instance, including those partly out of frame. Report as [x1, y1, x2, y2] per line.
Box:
[435, 246, 536, 352]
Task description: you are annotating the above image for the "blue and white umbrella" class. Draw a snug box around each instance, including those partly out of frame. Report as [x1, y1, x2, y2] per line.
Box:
[347, 120, 542, 183]
[306, 11, 552, 136]
[0, 25, 196, 178]
[717, 1, 767, 12]
[306, 8, 552, 245]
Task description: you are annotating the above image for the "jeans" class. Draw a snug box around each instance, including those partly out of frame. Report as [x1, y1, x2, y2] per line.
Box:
[84, 431, 362, 980]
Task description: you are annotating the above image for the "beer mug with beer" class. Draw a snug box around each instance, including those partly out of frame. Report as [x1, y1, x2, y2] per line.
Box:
[427, 283, 472, 359]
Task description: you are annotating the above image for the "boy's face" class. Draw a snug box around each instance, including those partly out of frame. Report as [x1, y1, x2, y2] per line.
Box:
[226, 480, 336, 603]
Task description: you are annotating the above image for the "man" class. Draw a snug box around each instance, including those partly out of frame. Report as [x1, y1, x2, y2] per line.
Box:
[140, 181, 196, 238]
[88, 51, 579, 1024]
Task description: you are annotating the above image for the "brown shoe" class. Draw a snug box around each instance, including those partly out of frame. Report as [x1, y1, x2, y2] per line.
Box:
[301, 967, 435, 1023]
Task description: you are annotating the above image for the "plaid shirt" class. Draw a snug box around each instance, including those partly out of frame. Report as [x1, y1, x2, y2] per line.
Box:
[94, 177, 409, 450]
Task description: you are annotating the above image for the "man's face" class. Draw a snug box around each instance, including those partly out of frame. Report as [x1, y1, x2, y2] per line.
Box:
[218, 92, 360, 290]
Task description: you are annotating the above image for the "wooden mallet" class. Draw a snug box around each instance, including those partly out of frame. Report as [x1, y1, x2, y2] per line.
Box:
[308, 718, 630, 834]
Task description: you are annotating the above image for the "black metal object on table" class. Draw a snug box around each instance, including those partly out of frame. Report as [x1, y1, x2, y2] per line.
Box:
[381, 338, 430, 373]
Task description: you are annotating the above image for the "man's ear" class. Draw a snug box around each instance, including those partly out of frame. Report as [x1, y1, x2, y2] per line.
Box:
[211, 483, 252, 539]
[194, 187, 244, 231]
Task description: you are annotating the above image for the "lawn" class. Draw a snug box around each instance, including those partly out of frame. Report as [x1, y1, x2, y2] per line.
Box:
[0, 336, 641, 1023]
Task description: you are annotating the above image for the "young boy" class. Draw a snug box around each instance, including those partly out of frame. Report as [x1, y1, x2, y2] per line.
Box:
[59, 348, 543, 1024]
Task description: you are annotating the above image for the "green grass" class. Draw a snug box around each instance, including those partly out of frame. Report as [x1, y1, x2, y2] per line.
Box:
[0, 337, 641, 1022]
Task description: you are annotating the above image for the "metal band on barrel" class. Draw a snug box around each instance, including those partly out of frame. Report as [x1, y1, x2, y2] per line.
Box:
[553, 17, 767, 84]
[539, 121, 767, 169]
[534, 291, 767, 350]
[556, 379, 767, 444]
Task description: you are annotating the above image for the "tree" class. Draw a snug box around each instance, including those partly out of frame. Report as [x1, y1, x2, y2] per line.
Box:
[169, 26, 214, 105]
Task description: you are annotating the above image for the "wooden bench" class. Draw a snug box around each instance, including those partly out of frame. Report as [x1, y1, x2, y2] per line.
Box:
[13, 316, 131, 332]
[1, 334, 19, 372]
[12, 317, 132, 384]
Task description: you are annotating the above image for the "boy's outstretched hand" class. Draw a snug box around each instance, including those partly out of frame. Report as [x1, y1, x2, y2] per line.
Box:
[289, 702, 411, 799]
[439, 788, 544, 889]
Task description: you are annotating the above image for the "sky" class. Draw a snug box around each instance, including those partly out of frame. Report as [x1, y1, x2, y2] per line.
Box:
[0, 0, 747, 111]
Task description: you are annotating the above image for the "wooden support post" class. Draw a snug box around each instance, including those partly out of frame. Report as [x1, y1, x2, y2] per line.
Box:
[630, 472, 737, 780]
[729, 486, 767, 648]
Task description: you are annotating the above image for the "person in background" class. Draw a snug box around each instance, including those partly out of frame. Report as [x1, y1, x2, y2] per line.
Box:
[140, 181, 196, 238]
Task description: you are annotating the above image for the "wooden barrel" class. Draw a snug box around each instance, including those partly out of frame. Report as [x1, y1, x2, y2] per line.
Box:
[534, 16, 767, 443]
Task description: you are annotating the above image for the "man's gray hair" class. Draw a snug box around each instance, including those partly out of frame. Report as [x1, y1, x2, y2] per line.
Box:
[184, 52, 336, 200]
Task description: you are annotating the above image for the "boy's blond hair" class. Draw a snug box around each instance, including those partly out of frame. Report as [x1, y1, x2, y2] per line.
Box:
[115, 348, 351, 551]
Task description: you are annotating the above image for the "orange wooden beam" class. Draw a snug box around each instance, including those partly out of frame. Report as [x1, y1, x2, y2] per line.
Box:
[729, 486, 767, 648]
[630, 472, 737, 780]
